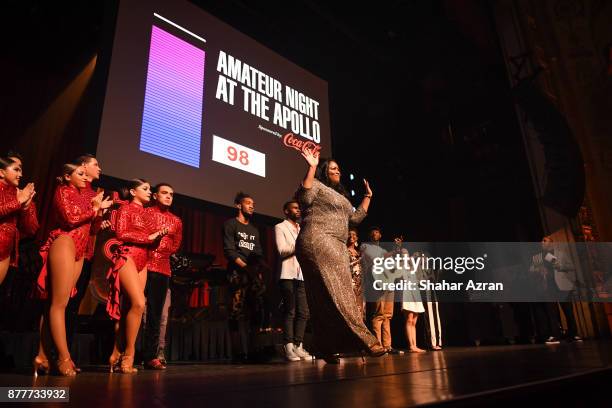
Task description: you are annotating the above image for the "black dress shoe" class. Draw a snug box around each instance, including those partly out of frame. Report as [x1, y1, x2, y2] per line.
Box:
[322, 354, 340, 364]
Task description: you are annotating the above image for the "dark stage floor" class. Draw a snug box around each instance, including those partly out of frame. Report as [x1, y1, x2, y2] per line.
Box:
[1, 341, 611, 407]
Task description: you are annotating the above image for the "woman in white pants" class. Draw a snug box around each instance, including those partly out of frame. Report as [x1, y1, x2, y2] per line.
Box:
[420, 251, 442, 350]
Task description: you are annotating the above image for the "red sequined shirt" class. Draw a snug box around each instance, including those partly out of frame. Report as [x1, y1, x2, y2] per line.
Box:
[0, 181, 39, 266]
[114, 201, 157, 271]
[147, 205, 182, 276]
[40, 184, 96, 260]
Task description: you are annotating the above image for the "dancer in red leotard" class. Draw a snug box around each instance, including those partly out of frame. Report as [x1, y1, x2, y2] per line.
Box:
[0, 155, 38, 286]
[106, 178, 167, 374]
[34, 163, 112, 377]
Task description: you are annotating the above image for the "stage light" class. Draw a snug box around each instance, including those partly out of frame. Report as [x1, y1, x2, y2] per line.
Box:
[350, 174, 354, 180]
[351, 190, 355, 196]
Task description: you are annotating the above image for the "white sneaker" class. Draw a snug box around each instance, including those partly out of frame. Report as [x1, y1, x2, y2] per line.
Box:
[294, 343, 311, 360]
[284, 343, 301, 362]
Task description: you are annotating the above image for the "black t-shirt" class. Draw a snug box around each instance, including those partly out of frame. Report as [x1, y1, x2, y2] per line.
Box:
[223, 218, 262, 270]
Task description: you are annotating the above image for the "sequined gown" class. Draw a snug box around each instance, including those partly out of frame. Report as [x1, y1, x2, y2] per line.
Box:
[295, 179, 379, 354]
[0, 181, 39, 266]
[348, 248, 365, 319]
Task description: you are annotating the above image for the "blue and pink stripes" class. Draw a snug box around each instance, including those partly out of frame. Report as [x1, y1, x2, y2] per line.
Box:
[139, 25, 205, 168]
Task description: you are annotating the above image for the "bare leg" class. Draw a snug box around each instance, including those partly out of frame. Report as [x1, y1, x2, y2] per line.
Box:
[47, 235, 80, 374]
[405, 311, 425, 353]
[72, 258, 85, 291]
[34, 313, 52, 376]
[108, 319, 123, 372]
[112, 320, 123, 354]
[69, 257, 86, 372]
[117, 259, 146, 372]
[403, 311, 412, 349]
[0, 257, 9, 286]
[409, 313, 417, 349]
[138, 267, 148, 293]
[47, 236, 76, 359]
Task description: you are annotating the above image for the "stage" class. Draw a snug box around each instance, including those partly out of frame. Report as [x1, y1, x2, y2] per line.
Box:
[1, 341, 610, 407]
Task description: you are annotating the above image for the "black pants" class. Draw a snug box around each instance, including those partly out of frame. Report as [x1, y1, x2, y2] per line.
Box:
[279, 279, 309, 345]
[143, 272, 170, 361]
[559, 302, 578, 337]
[66, 259, 93, 348]
[531, 302, 561, 339]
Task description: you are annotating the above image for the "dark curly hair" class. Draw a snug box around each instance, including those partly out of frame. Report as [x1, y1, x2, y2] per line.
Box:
[234, 191, 252, 205]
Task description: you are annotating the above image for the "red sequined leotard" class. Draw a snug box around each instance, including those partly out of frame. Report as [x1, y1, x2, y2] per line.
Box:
[37, 184, 96, 298]
[146, 204, 182, 277]
[0, 181, 39, 266]
[106, 201, 157, 320]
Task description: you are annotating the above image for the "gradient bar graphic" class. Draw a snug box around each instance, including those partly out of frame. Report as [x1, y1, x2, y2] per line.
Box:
[140, 25, 205, 167]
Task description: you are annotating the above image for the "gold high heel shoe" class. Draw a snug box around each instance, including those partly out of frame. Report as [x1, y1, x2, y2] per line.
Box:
[109, 351, 122, 373]
[119, 354, 138, 374]
[55, 357, 77, 377]
[33, 356, 50, 377]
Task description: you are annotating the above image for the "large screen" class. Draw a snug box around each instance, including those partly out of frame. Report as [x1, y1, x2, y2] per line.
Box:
[97, 0, 331, 218]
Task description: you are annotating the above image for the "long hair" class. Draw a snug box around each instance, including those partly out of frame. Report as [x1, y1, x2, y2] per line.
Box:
[119, 178, 148, 201]
[56, 163, 80, 184]
[315, 158, 348, 197]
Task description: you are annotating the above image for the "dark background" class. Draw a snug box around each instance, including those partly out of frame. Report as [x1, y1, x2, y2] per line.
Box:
[0, 0, 543, 242]
[0, 0, 549, 348]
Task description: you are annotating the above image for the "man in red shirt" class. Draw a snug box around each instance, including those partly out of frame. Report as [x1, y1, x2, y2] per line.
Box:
[144, 183, 182, 369]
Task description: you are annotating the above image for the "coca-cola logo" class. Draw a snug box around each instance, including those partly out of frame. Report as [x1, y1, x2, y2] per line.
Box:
[282, 133, 321, 155]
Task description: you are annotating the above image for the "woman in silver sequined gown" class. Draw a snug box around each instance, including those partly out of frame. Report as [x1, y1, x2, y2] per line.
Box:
[295, 151, 384, 360]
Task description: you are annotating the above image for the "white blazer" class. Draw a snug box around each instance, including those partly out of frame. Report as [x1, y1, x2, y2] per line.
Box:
[274, 220, 303, 281]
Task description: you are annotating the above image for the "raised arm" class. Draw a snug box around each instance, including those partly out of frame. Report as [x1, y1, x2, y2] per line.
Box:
[349, 180, 373, 226]
[295, 150, 321, 207]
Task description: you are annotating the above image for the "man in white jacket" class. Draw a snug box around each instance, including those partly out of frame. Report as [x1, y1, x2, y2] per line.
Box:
[275, 200, 311, 361]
